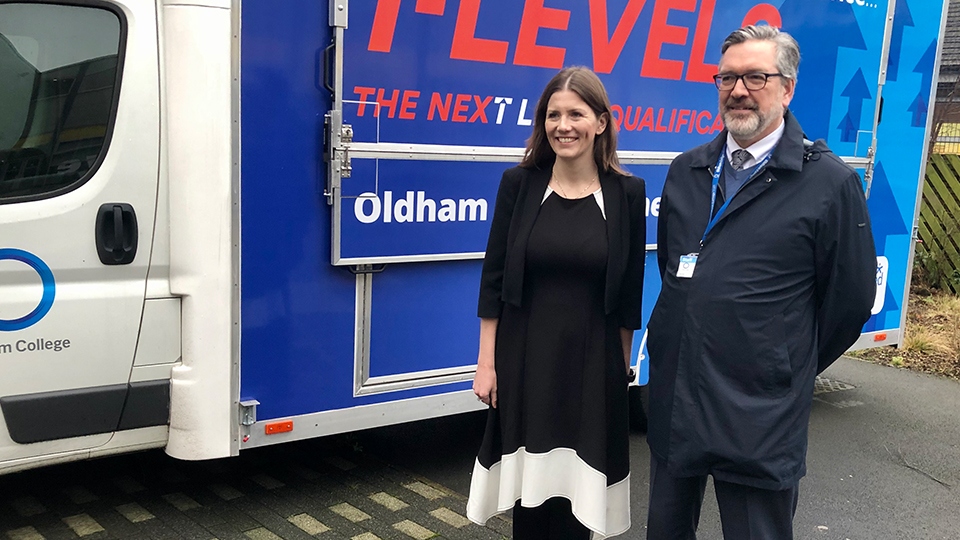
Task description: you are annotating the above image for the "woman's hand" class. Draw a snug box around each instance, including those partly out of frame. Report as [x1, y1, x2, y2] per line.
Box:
[473, 362, 498, 408]
[475, 318, 499, 408]
[621, 327, 635, 382]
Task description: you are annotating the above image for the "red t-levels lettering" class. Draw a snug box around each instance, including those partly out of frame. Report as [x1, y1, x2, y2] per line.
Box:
[416, 0, 445, 16]
[452, 94, 472, 122]
[399, 90, 420, 120]
[589, 0, 647, 74]
[428, 92, 452, 121]
[742, 4, 782, 28]
[514, 0, 570, 69]
[354, 86, 377, 116]
[686, 0, 718, 83]
[470, 95, 493, 123]
[451, 0, 509, 64]
[376, 88, 400, 118]
[696, 110, 712, 134]
[368, 0, 402, 52]
[642, 0, 697, 81]
[368, 0, 447, 53]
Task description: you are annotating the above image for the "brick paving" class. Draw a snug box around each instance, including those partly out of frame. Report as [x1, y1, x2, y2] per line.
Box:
[0, 438, 511, 540]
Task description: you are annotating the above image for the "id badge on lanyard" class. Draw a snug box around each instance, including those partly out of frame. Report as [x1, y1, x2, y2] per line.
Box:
[677, 253, 698, 278]
[675, 146, 772, 279]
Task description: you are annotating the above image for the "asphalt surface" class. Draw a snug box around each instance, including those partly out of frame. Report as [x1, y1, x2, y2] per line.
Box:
[1, 356, 958, 539]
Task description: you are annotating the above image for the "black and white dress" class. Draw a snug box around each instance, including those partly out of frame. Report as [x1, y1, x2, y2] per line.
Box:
[467, 187, 631, 538]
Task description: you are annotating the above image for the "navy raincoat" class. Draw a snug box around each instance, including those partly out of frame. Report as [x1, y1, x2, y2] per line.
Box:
[646, 110, 876, 490]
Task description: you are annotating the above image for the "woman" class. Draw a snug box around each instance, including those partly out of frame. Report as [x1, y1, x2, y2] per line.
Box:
[466, 67, 646, 539]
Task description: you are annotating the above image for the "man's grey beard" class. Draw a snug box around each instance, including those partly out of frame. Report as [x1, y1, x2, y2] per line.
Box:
[723, 101, 783, 142]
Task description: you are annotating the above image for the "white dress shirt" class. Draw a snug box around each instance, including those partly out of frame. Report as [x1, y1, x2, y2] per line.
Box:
[725, 119, 786, 169]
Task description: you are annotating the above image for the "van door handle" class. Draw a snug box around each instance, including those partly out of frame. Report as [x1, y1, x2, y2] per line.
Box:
[96, 203, 138, 265]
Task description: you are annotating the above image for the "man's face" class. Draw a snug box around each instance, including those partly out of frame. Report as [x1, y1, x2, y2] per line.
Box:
[717, 40, 795, 147]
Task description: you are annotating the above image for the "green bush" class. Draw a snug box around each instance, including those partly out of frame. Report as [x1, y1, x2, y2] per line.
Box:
[913, 242, 960, 294]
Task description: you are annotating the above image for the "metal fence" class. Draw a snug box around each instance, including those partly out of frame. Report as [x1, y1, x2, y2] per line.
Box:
[933, 123, 960, 155]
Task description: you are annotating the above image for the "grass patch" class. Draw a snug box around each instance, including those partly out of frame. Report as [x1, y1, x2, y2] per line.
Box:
[854, 288, 960, 380]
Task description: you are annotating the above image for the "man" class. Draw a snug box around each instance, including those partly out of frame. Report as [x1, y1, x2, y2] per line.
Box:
[645, 25, 877, 539]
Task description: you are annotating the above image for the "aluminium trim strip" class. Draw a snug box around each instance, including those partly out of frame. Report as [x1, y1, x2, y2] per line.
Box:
[352, 273, 372, 395]
[864, 0, 898, 198]
[351, 272, 477, 396]
[899, 0, 951, 349]
[843, 157, 871, 167]
[335, 252, 485, 266]
[330, 24, 347, 273]
[346, 142, 870, 167]
[334, 244, 657, 266]
[230, 0, 242, 455]
[356, 367, 476, 396]
[242, 390, 484, 449]
[362, 366, 475, 385]
[848, 329, 901, 352]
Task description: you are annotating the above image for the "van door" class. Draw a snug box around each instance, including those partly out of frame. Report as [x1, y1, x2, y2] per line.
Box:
[0, 0, 159, 466]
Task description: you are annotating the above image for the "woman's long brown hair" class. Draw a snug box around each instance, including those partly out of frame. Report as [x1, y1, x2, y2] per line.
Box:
[518, 66, 627, 175]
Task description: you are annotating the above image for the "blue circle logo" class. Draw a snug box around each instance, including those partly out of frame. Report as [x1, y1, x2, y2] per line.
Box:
[0, 249, 56, 332]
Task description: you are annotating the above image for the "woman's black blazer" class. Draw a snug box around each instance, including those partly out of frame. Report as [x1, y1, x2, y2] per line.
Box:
[477, 165, 646, 329]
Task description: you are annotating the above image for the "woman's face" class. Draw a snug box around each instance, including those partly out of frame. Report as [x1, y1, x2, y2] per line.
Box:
[544, 89, 606, 167]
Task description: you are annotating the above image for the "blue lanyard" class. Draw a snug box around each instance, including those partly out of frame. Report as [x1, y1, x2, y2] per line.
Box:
[700, 147, 773, 247]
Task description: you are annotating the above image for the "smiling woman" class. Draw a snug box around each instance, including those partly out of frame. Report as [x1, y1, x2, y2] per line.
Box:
[467, 67, 646, 540]
[544, 89, 606, 181]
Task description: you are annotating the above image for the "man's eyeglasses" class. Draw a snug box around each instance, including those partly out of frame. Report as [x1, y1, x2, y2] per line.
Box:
[713, 72, 786, 91]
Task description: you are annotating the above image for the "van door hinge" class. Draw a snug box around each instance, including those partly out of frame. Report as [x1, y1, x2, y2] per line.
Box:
[863, 145, 876, 200]
[324, 111, 353, 205]
[348, 264, 386, 275]
[239, 400, 260, 426]
[329, 0, 348, 28]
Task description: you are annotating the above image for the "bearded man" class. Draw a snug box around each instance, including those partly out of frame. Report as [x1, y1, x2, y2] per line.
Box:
[644, 25, 877, 540]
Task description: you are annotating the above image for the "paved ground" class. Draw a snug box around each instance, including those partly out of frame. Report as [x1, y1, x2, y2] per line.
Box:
[0, 431, 511, 540]
[1, 357, 959, 539]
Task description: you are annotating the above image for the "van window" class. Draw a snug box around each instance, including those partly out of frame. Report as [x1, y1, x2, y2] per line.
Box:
[0, 3, 122, 203]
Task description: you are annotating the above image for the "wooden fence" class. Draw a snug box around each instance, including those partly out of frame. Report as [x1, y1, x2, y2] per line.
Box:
[919, 154, 960, 294]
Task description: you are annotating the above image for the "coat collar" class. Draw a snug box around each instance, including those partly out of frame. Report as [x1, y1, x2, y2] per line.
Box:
[688, 109, 806, 172]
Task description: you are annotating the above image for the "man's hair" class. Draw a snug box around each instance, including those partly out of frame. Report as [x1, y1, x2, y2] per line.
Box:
[721, 25, 801, 80]
[519, 66, 627, 175]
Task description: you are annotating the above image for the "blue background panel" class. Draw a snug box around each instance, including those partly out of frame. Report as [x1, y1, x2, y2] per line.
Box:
[239, 0, 473, 420]
[627, 164, 668, 247]
[340, 160, 503, 260]
[369, 261, 482, 377]
[632, 251, 662, 386]
[862, 0, 946, 334]
[340, 161, 669, 260]
[337, 0, 888, 261]
[239, 0, 941, 421]
[343, 0, 887, 152]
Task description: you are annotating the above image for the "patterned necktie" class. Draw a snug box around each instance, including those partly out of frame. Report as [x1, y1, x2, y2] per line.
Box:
[730, 149, 752, 171]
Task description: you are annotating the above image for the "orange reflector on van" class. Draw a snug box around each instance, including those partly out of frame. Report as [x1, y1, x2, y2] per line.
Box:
[265, 420, 293, 435]
[873, 333, 887, 342]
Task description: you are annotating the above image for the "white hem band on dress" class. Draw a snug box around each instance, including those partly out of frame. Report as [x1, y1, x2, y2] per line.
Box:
[466, 446, 630, 538]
